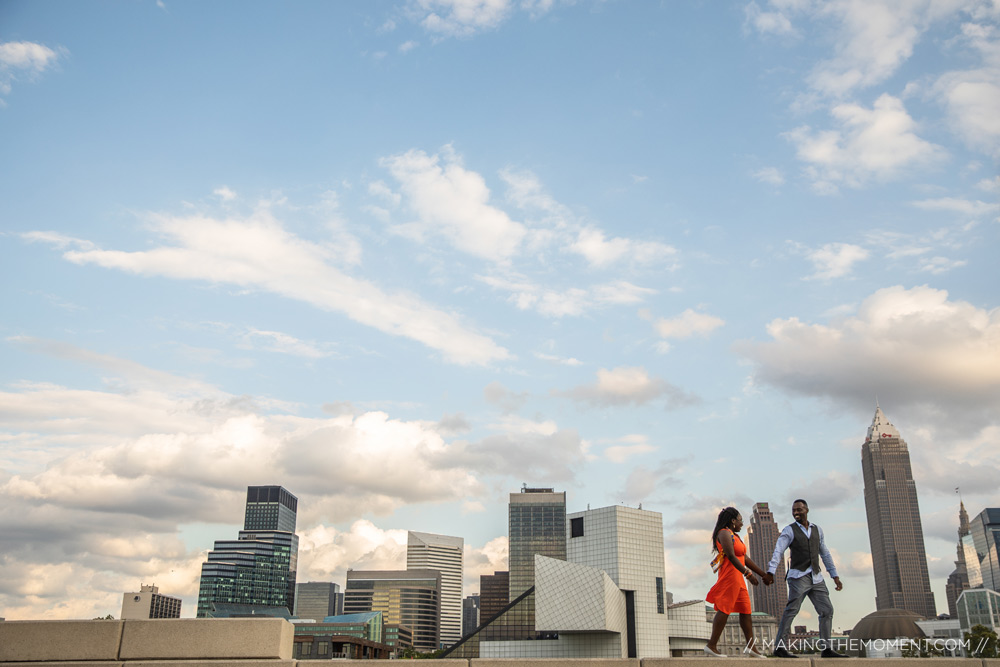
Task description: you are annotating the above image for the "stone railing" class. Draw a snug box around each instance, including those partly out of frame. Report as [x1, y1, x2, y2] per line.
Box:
[1, 619, 997, 666]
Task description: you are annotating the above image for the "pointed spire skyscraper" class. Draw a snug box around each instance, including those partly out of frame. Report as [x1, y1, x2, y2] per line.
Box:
[861, 406, 936, 618]
[945, 500, 971, 618]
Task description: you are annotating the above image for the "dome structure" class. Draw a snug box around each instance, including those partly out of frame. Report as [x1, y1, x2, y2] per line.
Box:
[850, 608, 927, 641]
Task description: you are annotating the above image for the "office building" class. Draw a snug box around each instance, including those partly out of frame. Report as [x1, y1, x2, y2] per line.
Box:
[344, 569, 441, 652]
[197, 485, 299, 617]
[861, 406, 936, 618]
[946, 501, 971, 618]
[463, 595, 480, 636]
[955, 588, 1000, 637]
[746, 502, 787, 620]
[295, 582, 342, 621]
[120, 584, 181, 619]
[566, 504, 670, 657]
[479, 571, 509, 622]
[963, 507, 1000, 592]
[406, 531, 463, 647]
[503, 486, 566, 641]
[445, 502, 672, 659]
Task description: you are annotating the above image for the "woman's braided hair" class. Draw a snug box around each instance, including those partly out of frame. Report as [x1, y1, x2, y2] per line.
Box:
[711, 506, 740, 552]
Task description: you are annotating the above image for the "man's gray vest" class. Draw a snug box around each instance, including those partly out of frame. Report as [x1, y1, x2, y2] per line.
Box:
[789, 523, 821, 573]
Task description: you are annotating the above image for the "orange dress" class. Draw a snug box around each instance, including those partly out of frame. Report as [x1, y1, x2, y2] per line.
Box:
[706, 529, 752, 614]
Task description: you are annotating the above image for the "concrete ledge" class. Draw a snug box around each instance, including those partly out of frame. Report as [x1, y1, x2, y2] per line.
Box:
[473, 660, 639, 667]
[810, 660, 985, 666]
[119, 619, 293, 660]
[127, 662, 296, 667]
[0, 620, 125, 662]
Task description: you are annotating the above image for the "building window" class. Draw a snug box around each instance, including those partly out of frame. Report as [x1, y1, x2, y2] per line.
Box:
[570, 517, 584, 538]
[655, 576, 664, 614]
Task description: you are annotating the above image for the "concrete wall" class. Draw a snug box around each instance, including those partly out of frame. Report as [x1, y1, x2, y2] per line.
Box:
[0, 620, 996, 666]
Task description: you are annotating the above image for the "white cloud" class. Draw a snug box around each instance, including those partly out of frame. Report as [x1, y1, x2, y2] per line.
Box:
[932, 22, 1000, 157]
[534, 352, 583, 366]
[976, 176, 1000, 193]
[569, 227, 678, 269]
[381, 147, 526, 262]
[241, 329, 331, 359]
[785, 94, 946, 191]
[0, 40, 61, 98]
[803, 242, 869, 280]
[645, 308, 725, 339]
[744, 1, 797, 37]
[736, 285, 1000, 433]
[604, 439, 657, 463]
[479, 274, 656, 317]
[410, 0, 557, 38]
[918, 256, 967, 274]
[911, 197, 1000, 218]
[31, 209, 509, 366]
[752, 166, 786, 186]
[555, 366, 698, 409]
[398, 40, 419, 53]
[213, 186, 237, 201]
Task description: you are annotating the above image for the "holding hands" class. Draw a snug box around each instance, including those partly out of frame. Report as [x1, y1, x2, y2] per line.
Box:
[761, 572, 774, 586]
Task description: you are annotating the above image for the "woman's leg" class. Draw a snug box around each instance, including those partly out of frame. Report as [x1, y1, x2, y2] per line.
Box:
[707, 610, 729, 653]
[739, 612, 756, 652]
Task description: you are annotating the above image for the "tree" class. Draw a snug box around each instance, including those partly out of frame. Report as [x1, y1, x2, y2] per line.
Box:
[964, 624, 999, 659]
[92, 614, 115, 620]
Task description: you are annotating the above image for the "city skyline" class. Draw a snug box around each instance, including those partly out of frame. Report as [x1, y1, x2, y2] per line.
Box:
[1, 0, 998, 632]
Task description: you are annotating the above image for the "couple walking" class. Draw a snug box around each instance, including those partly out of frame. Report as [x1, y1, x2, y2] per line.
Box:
[704, 499, 847, 659]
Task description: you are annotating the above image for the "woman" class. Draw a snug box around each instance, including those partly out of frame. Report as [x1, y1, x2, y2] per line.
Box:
[704, 507, 768, 658]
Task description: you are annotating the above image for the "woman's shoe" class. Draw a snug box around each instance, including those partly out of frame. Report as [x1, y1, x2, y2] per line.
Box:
[704, 646, 728, 657]
[746, 649, 767, 659]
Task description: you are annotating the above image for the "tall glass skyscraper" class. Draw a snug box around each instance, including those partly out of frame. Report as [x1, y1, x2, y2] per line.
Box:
[861, 406, 936, 618]
[746, 502, 787, 619]
[963, 507, 1000, 593]
[344, 569, 441, 652]
[196, 485, 299, 617]
[500, 486, 566, 641]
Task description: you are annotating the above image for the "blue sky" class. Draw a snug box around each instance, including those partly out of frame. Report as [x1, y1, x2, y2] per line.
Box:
[1, 0, 998, 629]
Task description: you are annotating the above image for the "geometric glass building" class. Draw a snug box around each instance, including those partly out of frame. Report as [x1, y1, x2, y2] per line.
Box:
[955, 588, 1000, 637]
[500, 487, 567, 641]
[196, 485, 299, 617]
[861, 406, 936, 618]
[963, 507, 1000, 593]
[294, 581, 342, 621]
[344, 569, 441, 653]
[746, 502, 787, 620]
[407, 531, 464, 648]
[946, 501, 972, 618]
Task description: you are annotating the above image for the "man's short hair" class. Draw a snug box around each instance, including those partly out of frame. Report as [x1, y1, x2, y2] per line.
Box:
[792, 498, 808, 508]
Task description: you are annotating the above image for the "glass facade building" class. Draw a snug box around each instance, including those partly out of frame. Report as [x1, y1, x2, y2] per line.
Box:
[500, 487, 566, 641]
[344, 569, 441, 652]
[196, 485, 299, 617]
[479, 570, 509, 622]
[963, 508, 1000, 592]
[295, 581, 342, 621]
[956, 588, 1000, 636]
[861, 407, 936, 618]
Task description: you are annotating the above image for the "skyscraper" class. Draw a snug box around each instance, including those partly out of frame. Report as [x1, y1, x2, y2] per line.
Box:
[861, 406, 936, 618]
[197, 485, 299, 617]
[344, 569, 442, 652]
[504, 486, 566, 640]
[746, 502, 787, 619]
[479, 570, 509, 623]
[945, 501, 971, 618]
[962, 507, 1000, 593]
[406, 531, 463, 647]
[295, 581, 342, 621]
[462, 594, 480, 636]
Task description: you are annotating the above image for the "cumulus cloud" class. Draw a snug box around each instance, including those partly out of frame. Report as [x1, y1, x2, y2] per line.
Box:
[381, 147, 526, 262]
[213, 186, 237, 201]
[28, 209, 508, 366]
[752, 166, 786, 185]
[735, 285, 1000, 433]
[785, 94, 946, 192]
[911, 197, 1000, 219]
[744, 1, 797, 37]
[439, 427, 590, 482]
[483, 381, 528, 414]
[408, 0, 561, 38]
[240, 328, 332, 359]
[0, 40, 62, 99]
[555, 366, 698, 409]
[603, 435, 657, 463]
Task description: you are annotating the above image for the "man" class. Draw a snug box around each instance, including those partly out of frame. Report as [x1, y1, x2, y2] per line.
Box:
[763, 499, 847, 658]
